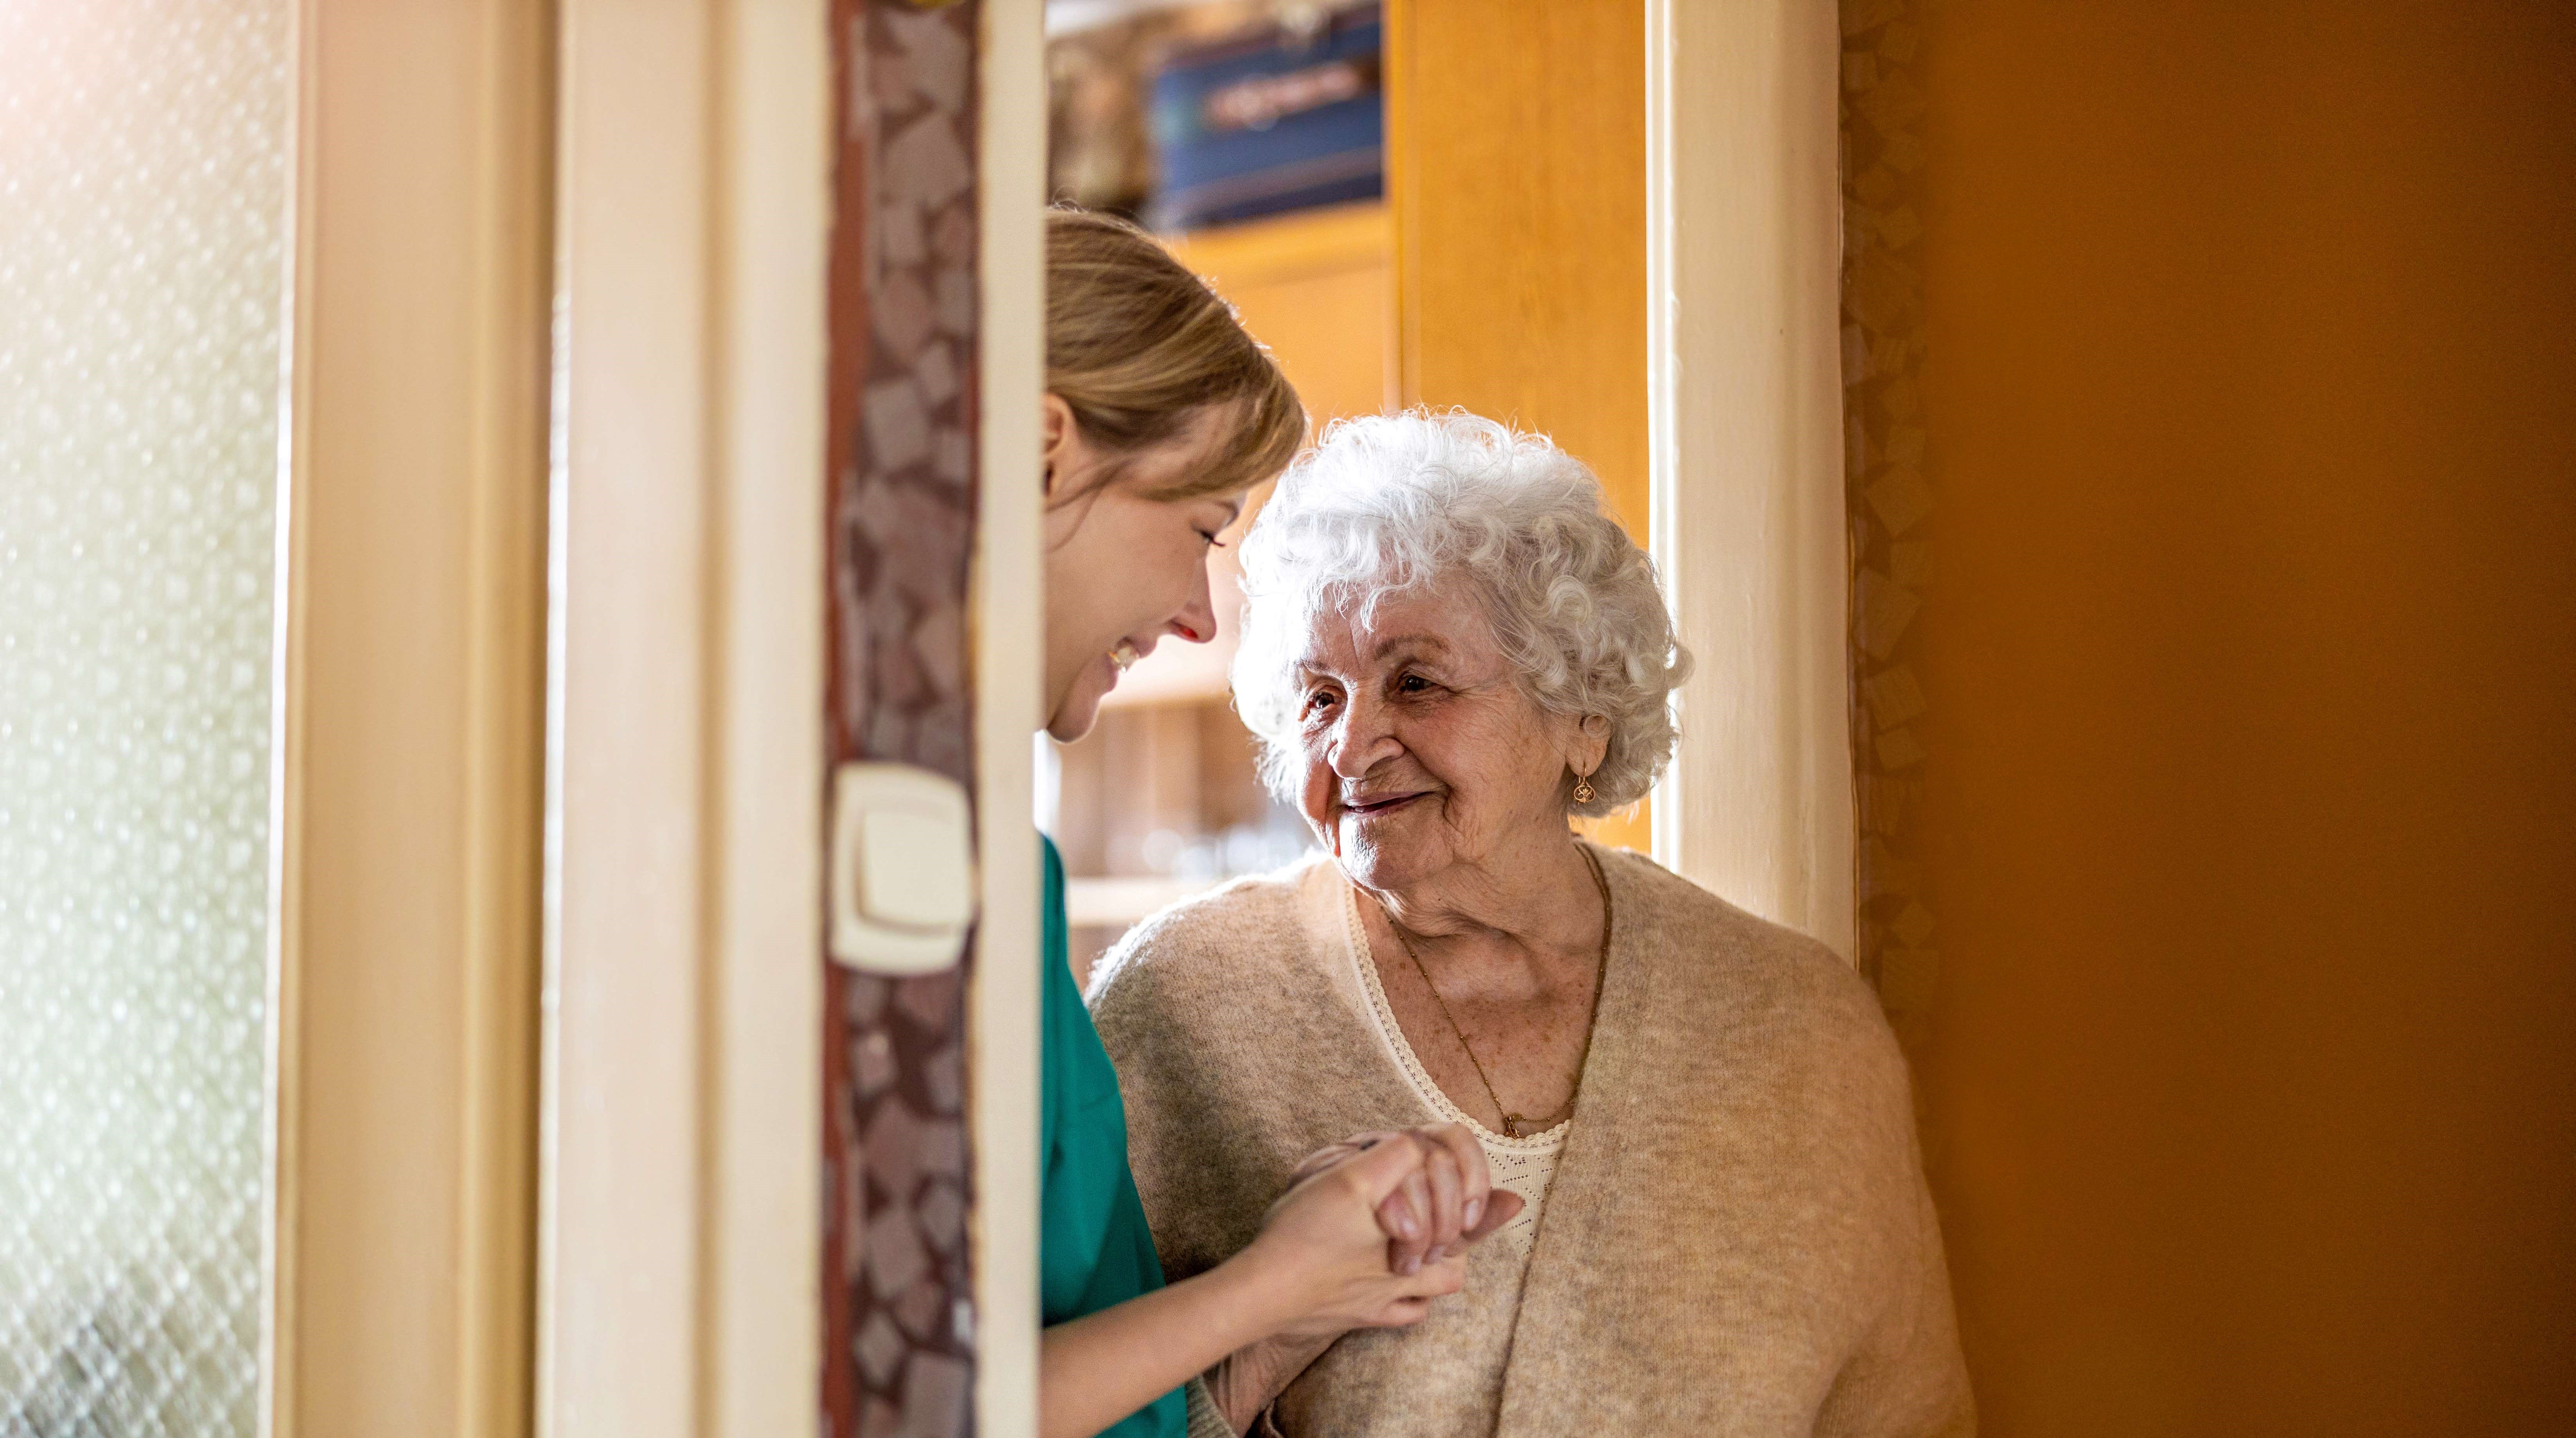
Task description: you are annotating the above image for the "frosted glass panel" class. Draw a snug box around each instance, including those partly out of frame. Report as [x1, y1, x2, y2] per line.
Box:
[0, 2, 293, 1434]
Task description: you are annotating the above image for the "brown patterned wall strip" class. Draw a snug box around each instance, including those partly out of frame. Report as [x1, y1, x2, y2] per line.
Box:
[1839, 0, 1940, 1060]
[823, 2, 984, 1435]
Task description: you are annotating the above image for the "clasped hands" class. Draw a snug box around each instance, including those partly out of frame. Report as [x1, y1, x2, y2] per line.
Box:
[1240, 1123, 1525, 1340]
[1184, 1124, 1522, 1432]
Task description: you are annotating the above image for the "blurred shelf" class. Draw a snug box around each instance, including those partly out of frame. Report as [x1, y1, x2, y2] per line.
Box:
[1064, 875, 1225, 927]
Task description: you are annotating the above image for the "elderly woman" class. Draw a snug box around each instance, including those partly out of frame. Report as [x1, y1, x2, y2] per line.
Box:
[1089, 412, 1973, 1436]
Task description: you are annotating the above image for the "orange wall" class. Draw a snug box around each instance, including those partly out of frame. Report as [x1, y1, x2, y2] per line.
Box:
[1902, 4, 2576, 1432]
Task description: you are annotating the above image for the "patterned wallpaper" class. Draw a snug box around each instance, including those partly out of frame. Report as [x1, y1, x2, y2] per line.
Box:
[1839, 0, 1941, 1055]
[822, 2, 984, 1435]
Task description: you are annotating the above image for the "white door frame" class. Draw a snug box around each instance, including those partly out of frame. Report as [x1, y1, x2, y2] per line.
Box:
[539, 1, 1045, 1434]
[973, 3, 1050, 1432]
[1645, 0, 1855, 958]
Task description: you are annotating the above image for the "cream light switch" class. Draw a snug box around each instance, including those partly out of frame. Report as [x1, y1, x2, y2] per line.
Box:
[829, 761, 975, 974]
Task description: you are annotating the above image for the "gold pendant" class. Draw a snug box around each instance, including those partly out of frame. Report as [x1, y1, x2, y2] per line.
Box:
[1501, 1114, 1528, 1138]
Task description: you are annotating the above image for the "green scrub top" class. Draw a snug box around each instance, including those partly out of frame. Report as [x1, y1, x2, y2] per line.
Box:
[1040, 835, 1187, 1438]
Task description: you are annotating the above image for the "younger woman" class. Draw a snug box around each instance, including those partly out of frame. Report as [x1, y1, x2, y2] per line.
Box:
[1033, 210, 1518, 1438]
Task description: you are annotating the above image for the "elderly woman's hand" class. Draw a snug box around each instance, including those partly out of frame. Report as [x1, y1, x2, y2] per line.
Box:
[1239, 1134, 1484, 1344]
[1288, 1125, 1524, 1276]
[1199, 1130, 1521, 1434]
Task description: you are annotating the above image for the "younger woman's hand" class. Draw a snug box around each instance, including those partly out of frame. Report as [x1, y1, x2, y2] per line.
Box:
[1288, 1125, 1525, 1276]
[1241, 1136, 1475, 1342]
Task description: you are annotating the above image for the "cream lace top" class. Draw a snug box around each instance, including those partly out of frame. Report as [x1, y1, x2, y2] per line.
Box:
[1338, 875, 1566, 1264]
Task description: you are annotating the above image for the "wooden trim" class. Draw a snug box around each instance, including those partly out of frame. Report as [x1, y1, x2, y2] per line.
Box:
[973, 3, 1048, 1434]
[460, 4, 558, 1431]
[270, 1, 553, 1434]
[1644, 0, 1854, 955]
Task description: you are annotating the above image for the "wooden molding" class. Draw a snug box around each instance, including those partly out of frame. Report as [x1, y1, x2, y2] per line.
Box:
[272, 0, 553, 1433]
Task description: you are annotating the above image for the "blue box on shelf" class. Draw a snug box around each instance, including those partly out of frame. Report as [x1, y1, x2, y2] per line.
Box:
[1149, 3, 1383, 233]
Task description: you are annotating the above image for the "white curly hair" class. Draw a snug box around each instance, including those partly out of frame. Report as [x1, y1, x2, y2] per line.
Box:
[1231, 410, 1693, 816]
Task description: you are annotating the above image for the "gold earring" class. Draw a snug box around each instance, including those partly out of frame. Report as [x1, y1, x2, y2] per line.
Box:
[1573, 773, 1597, 805]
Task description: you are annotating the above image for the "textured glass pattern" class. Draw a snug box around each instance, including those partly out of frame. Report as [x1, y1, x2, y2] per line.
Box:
[0, 2, 292, 1434]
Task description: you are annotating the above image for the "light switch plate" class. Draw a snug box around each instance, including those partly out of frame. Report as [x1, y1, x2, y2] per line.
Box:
[828, 761, 976, 974]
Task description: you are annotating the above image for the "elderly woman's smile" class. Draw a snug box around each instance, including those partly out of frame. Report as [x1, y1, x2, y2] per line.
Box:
[1291, 586, 1599, 892]
[1339, 789, 1427, 814]
[1337, 786, 1435, 823]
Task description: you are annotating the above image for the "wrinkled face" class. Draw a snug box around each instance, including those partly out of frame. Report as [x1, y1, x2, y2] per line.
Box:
[1291, 584, 1590, 892]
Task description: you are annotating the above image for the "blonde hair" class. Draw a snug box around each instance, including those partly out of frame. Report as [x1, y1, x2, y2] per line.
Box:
[1045, 206, 1306, 500]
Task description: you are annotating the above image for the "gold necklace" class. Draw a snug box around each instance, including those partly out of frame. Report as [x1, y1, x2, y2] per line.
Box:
[1376, 847, 1614, 1139]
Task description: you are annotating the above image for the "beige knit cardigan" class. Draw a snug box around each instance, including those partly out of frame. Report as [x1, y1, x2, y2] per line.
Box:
[1089, 844, 1974, 1438]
